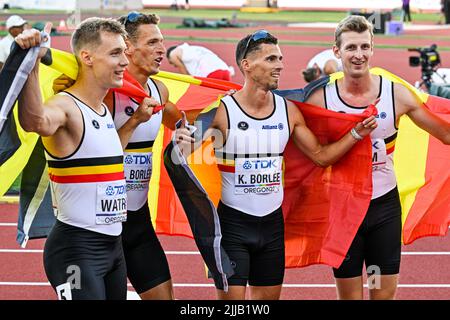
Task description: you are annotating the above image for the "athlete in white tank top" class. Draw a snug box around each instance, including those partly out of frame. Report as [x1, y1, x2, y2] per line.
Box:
[324, 75, 397, 199]
[113, 79, 163, 211]
[215, 93, 290, 217]
[45, 92, 127, 236]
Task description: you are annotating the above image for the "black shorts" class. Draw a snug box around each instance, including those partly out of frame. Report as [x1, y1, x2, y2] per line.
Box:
[217, 201, 285, 287]
[43, 220, 127, 300]
[121, 202, 171, 294]
[333, 187, 402, 279]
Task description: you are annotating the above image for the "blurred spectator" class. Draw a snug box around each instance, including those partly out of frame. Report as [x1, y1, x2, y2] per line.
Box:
[167, 43, 234, 81]
[403, 0, 412, 22]
[0, 15, 28, 70]
[302, 49, 342, 83]
[438, 0, 444, 24]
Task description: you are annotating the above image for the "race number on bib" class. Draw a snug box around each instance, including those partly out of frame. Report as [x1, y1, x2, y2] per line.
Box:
[96, 180, 127, 224]
[234, 156, 282, 195]
[371, 138, 387, 171]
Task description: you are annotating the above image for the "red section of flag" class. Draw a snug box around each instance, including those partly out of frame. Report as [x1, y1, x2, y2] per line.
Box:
[282, 102, 374, 268]
[111, 70, 164, 114]
[155, 127, 193, 236]
[217, 164, 235, 173]
[175, 83, 226, 112]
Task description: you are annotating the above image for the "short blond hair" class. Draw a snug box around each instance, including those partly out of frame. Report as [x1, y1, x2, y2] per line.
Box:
[335, 15, 374, 48]
[71, 17, 127, 55]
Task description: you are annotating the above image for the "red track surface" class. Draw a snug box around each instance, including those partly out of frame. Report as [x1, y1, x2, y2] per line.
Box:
[50, 27, 450, 89]
[0, 204, 449, 300]
[1, 24, 449, 300]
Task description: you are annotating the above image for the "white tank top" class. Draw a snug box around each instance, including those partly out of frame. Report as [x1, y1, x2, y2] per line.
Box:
[113, 78, 163, 211]
[45, 92, 127, 236]
[324, 75, 398, 199]
[179, 43, 229, 77]
[215, 93, 290, 217]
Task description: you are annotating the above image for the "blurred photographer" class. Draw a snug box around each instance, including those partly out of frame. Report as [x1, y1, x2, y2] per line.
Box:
[302, 49, 342, 83]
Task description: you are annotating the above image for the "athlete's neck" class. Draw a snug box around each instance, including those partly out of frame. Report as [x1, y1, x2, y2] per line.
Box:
[234, 84, 274, 118]
[340, 73, 376, 96]
[66, 74, 108, 113]
[236, 82, 273, 112]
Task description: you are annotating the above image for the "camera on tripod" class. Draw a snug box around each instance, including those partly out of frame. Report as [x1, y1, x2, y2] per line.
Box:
[408, 44, 440, 69]
[408, 44, 441, 90]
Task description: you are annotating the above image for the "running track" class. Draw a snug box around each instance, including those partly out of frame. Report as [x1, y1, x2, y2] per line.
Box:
[1, 23, 449, 300]
[0, 203, 449, 299]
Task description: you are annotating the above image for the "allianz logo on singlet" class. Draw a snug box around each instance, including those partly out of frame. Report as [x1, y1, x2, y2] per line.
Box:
[262, 123, 284, 130]
[124, 155, 151, 165]
[242, 159, 279, 170]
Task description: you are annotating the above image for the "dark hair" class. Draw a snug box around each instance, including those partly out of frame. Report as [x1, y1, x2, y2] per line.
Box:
[166, 45, 178, 59]
[117, 12, 160, 42]
[71, 17, 126, 56]
[235, 31, 278, 66]
[302, 67, 318, 83]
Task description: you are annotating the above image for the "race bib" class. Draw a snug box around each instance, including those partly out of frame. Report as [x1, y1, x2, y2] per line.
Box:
[124, 152, 152, 193]
[96, 180, 127, 224]
[371, 138, 387, 171]
[234, 156, 282, 195]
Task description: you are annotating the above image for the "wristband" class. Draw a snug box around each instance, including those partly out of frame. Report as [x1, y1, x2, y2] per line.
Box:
[350, 127, 364, 141]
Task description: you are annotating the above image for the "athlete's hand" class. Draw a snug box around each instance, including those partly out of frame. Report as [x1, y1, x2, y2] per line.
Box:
[354, 115, 378, 138]
[15, 22, 52, 59]
[175, 111, 195, 156]
[224, 89, 237, 96]
[52, 74, 75, 94]
[353, 98, 380, 138]
[132, 97, 158, 124]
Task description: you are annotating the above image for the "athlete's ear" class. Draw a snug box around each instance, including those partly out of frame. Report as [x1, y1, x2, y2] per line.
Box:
[79, 49, 93, 66]
[241, 58, 250, 72]
[124, 39, 134, 55]
[332, 45, 341, 59]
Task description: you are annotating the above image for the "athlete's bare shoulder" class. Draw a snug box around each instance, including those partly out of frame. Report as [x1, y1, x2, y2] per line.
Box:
[304, 87, 326, 108]
[153, 78, 169, 104]
[43, 93, 80, 122]
[393, 82, 422, 117]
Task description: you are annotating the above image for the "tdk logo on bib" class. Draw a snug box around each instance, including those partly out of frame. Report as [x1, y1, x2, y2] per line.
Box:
[125, 154, 151, 165]
[125, 155, 134, 165]
[104, 185, 125, 196]
[105, 186, 115, 196]
[243, 159, 278, 169]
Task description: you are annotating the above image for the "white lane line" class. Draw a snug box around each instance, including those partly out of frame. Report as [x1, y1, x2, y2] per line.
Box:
[0, 249, 44, 253]
[402, 252, 450, 255]
[1, 282, 450, 288]
[1, 249, 449, 255]
[0, 249, 202, 254]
